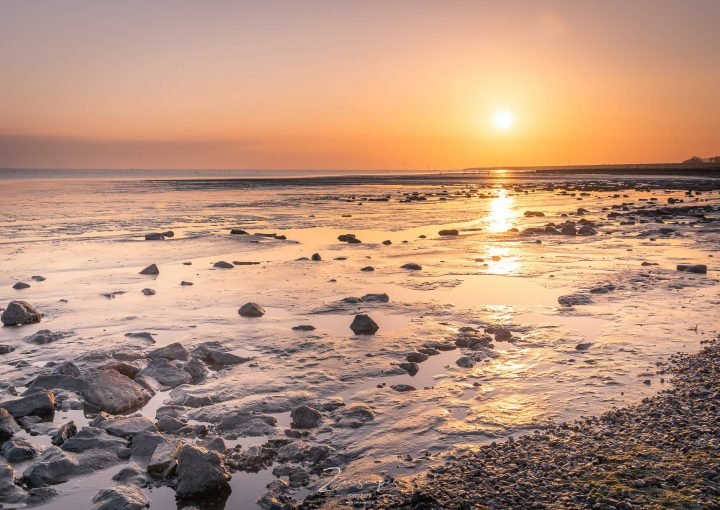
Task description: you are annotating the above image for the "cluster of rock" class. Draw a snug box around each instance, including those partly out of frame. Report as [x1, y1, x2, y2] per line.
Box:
[520, 219, 597, 237]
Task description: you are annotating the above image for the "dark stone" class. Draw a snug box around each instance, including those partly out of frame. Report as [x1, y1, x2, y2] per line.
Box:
[350, 314, 379, 335]
[1, 301, 41, 326]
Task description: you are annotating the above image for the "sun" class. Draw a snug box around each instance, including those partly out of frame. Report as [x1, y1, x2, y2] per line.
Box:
[493, 110, 514, 130]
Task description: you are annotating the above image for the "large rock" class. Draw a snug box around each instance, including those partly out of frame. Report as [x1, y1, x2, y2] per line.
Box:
[137, 359, 192, 388]
[175, 444, 231, 498]
[0, 408, 21, 440]
[148, 342, 189, 361]
[138, 264, 159, 275]
[238, 302, 265, 317]
[29, 374, 84, 393]
[148, 440, 182, 478]
[0, 464, 25, 503]
[1, 301, 41, 326]
[61, 427, 128, 453]
[22, 447, 77, 487]
[82, 370, 150, 414]
[290, 405, 322, 429]
[332, 402, 375, 428]
[1, 437, 36, 462]
[0, 391, 56, 418]
[213, 261, 234, 269]
[92, 484, 149, 510]
[183, 358, 208, 381]
[102, 416, 157, 439]
[51, 421, 77, 446]
[350, 314, 379, 335]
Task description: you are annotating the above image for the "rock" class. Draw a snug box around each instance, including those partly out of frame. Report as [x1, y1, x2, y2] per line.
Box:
[51, 421, 77, 446]
[91, 484, 150, 510]
[239, 302, 265, 317]
[203, 349, 248, 366]
[139, 264, 159, 275]
[492, 327, 513, 341]
[148, 342, 189, 361]
[102, 416, 157, 439]
[291, 325, 316, 331]
[141, 288, 156, 296]
[21, 447, 76, 487]
[338, 234, 357, 242]
[53, 361, 81, 377]
[524, 211, 545, 217]
[577, 225, 597, 235]
[361, 266, 375, 272]
[148, 440, 182, 478]
[180, 280, 193, 286]
[104, 361, 141, 379]
[350, 314, 379, 335]
[230, 229, 249, 235]
[145, 232, 165, 240]
[0, 391, 56, 418]
[12, 282, 30, 290]
[361, 293, 389, 303]
[456, 356, 476, 368]
[156, 415, 184, 433]
[175, 444, 231, 498]
[0, 408, 21, 440]
[183, 358, 208, 381]
[213, 261, 234, 269]
[575, 342, 593, 351]
[31, 276, 46, 282]
[0, 345, 15, 354]
[137, 359, 192, 388]
[391, 384, 417, 392]
[29, 374, 84, 393]
[382, 240, 392, 245]
[1, 301, 41, 326]
[560, 224, 577, 236]
[399, 362, 419, 376]
[82, 370, 150, 414]
[61, 427, 128, 453]
[438, 229, 459, 236]
[290, 405, 323, 429]
[1, 437, 36, 462]
[311, 253, 322, 261]
[25, 329, 68, 344]
[215, 412, 276, 435]
[128, 432, 169, 463]
[677, 264, 707, 274]
[406, 352, 429, 363]
[558, 293, 593, 307]
[401, 263, 422, 270]
[0, 464, 25, 503]
[203, 437, 226, 453]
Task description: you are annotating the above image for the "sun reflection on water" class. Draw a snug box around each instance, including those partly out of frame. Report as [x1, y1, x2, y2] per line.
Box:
[486, 189, 515, 233]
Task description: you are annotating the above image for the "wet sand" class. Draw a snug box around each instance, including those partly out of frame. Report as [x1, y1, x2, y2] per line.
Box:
[0, 172, 718, 509]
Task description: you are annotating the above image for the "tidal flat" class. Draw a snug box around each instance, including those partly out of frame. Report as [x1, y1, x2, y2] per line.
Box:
[0, 172, 718, 509]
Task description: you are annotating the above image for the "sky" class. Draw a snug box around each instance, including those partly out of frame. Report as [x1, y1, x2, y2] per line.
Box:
[0, 0, 719, 170]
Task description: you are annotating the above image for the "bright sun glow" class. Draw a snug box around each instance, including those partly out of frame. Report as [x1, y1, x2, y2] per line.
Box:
[494, 110, 514, 130]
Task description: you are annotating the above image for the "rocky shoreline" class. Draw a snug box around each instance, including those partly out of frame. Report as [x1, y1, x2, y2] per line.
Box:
[304, 338, 720, 509]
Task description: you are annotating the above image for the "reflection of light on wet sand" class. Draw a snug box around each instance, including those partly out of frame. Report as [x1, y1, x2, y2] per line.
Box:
[486, 189, 515, 233]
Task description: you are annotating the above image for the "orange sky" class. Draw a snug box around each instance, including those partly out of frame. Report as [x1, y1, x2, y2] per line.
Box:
[1, 1, 719, 169]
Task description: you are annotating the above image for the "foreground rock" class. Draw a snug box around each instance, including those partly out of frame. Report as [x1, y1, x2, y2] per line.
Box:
[91, 484, 150, 510]
[139, 264, 159, 275]
[0, 391, 56, 418]
[1, 301, 41, 326]
[290, 405, 323, 429]
[350, 314, 379, 335]
[239, 302, 265, 317]
[0, 409, 21, 440]
[175, 444, 231, 498]
[82, 370, 150, 414]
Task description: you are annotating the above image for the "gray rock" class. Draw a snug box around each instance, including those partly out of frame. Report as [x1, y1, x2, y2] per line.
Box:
[104, 361, 141, 379]
[156, 415, 184, 433]
[400, 263, 422, 270]
[456, 356, 476, 368]
[193, 344, 249, 366]
[406, 352, 428, 363]
[82, 370, 150, 414]
[290, 405, 323, 429]
[575, 342, 593, 351]
[12, 282, 30, 290]
[148, 342, 189, 361]
[21, 447, 77, 487]
[147, 440, 182, 478]
[61, 427, 128, 453]
[1, 301, 41, 326]
[213, 261, 234, 269]
[52, 361, 81, 377]
[29, 374, 84, 393]
[0, 408, 21, 440]
[51, 421, 77, 446]
[1, 437, 36, 462]
[0, 345, 15, 355]
[332, 403, 375, 428]
[216, 411, 277, 436]
[361, 293, 390, 303]
[139, 264, 159, 275]
[350, 314, 379, 335]
[102, 416, 158, 439]
[399, 362, 419, 375]
[239, 302, 265, 317]
[26, 487, 57, 505]
[183, 357, 208, 381]
[492, 327, 513, 341]
[175, 444, 231, 498]
[91, 484, 150, 510]
[0, 391, 56, 418]
[141, 288, 156, 296]
[677, 264, 707, 274]
[137, 359, 192, 388]
[25, 329, 69, 344]
[0, 464, 25, 503]
[128, 432, 169, 463]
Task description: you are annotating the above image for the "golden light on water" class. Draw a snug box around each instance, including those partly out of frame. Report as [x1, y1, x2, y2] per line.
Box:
[486, 189, 515, 233]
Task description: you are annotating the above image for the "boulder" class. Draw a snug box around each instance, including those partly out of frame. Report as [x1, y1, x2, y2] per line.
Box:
[0, 391, 55, 418]
[560, 224, 577, 236]
[91, 484, 150, 510]
[128, 432, 169, 463]
[677, 264, 707, 274]
[175, 444, 231, 498]
[183, 358, 208, 381]
[577, 225, 597, 236]
[51, 421, 77, 446]
[147, 440, 182, 478]
[29, 374, 84, 393]
[138, 264, 159, 275]
[213, 261, 234, 269]
[0, 409, 21, 440]
[391, 384, 417, 392]
[523, 211, 545, 217]
[148, 342, 189, 361]
[456, 356, 476, 368]
[82, 370, 150, 414]
[1, 437, 36, 462]
[102, 416, 157, 439]
[1, 301, 41, 326]
[52, 361, 81, 377]
[400, 263, 422, 270]
[0, 464, 25, 504]
[290, 405, 323, 429]
[406, 352, 428, 363]
[0, 345, 15, 354]
[137, 359, 192, 388]
[61, 427, 128, 453]
[399, 362, 419, 376]
[239, 302, 265, 317]
[350, 314, 379, 335]
[332, 403, 375, 428]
